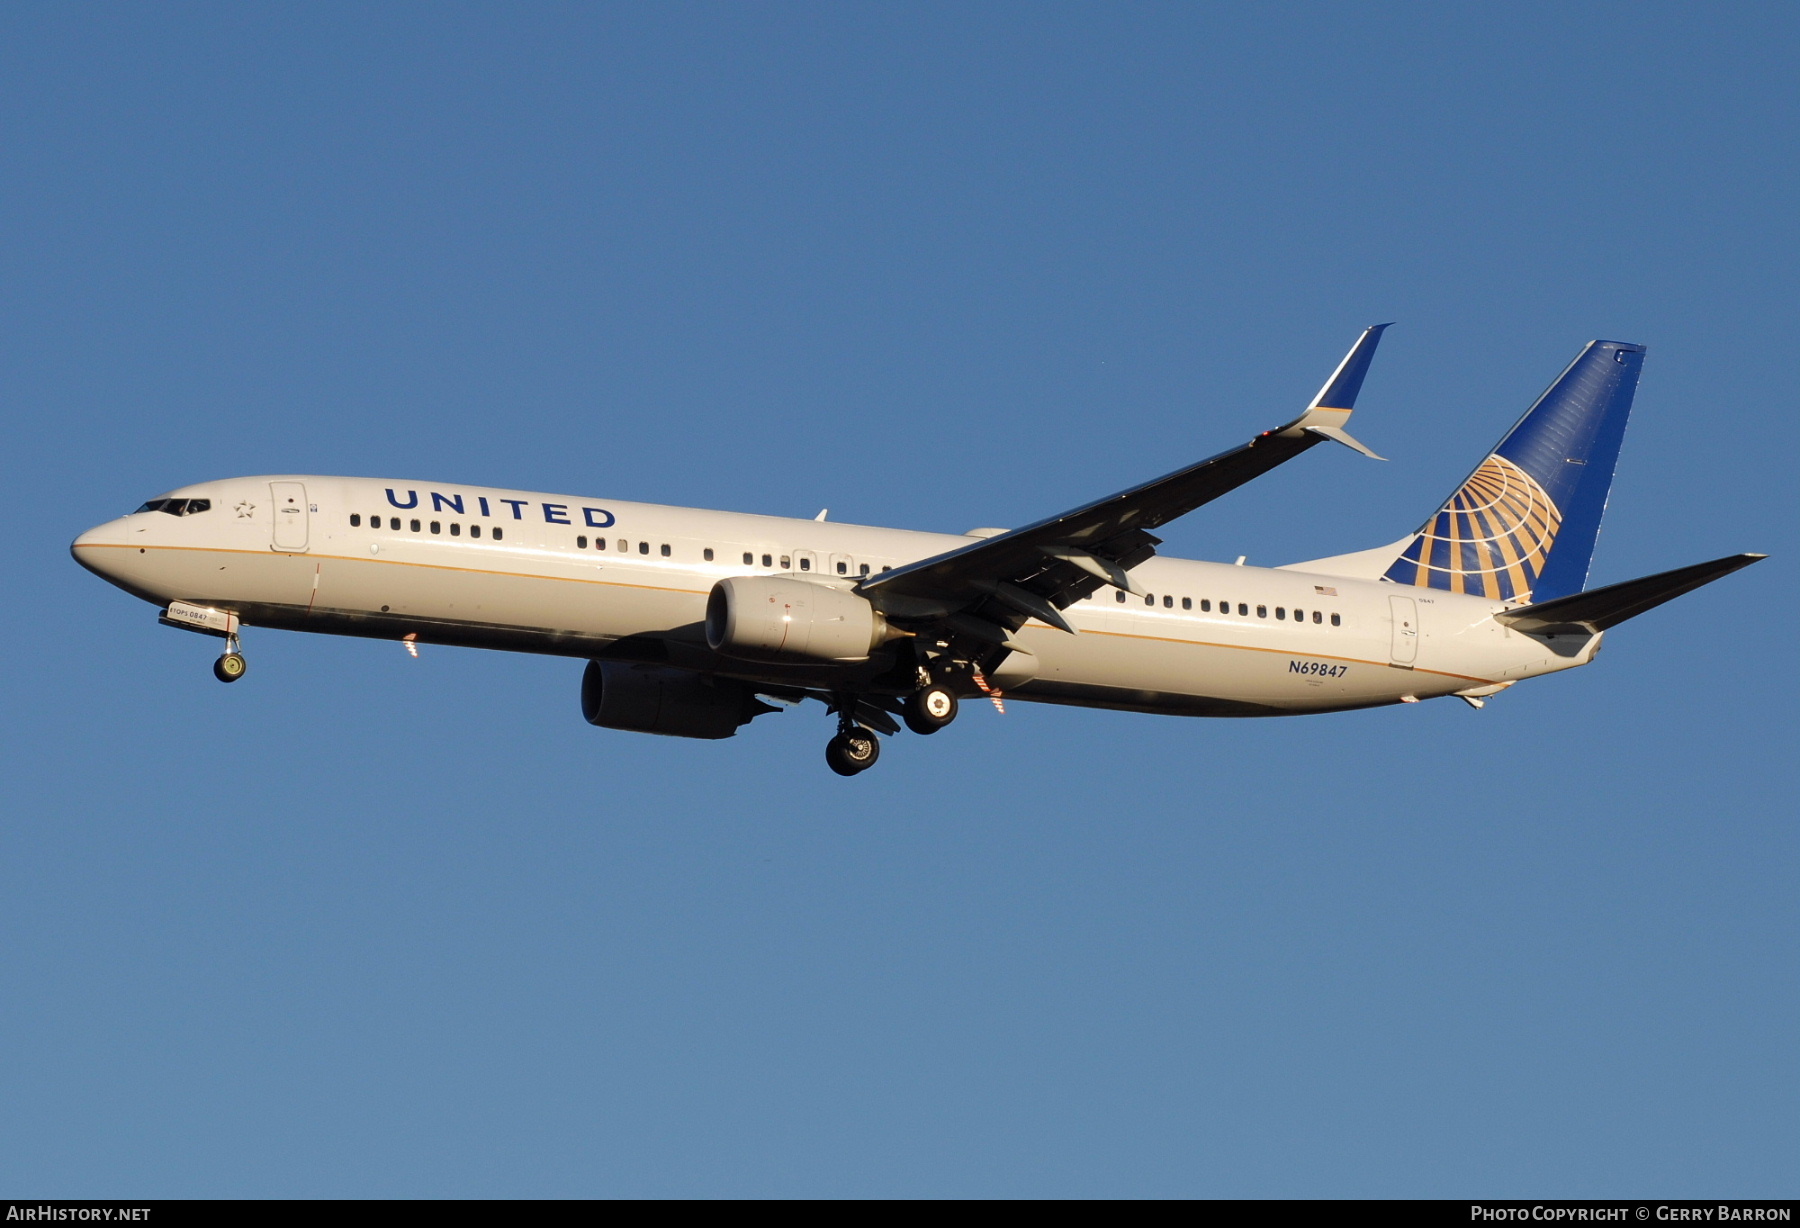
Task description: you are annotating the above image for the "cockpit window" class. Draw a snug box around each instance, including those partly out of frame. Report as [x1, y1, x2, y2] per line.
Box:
[133, 498, 211, 516]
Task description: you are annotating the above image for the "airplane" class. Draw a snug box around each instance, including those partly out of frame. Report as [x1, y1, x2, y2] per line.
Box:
[71, 328, 1764, 775]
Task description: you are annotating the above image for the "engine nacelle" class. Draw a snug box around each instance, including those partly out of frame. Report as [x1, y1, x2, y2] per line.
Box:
[705, 575, 894, 663]
[581, 660, 769, 740]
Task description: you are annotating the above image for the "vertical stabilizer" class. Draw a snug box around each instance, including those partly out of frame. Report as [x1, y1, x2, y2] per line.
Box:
[1382, 340, 1644, 603]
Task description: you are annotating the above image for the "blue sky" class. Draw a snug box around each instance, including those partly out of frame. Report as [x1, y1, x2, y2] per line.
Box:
[2, 2, 1794, 1197]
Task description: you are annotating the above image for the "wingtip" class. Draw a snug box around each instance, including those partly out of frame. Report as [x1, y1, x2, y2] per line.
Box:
[1305, 323, 1391, 413]
[1305, 423, 1385, 460]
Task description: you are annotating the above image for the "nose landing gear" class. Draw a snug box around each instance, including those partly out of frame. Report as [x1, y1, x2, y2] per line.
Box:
[160, 603, 248, 684]
[213, 632, 247, 683]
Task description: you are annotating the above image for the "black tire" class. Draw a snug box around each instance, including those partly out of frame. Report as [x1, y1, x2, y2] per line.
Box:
[902, 685, 958, 735]
[213, 653, 247, 683]
[825, 729, 881, 776]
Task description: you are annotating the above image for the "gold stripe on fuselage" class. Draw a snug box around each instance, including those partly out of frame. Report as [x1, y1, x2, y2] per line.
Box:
[75, 542, 1500, 691]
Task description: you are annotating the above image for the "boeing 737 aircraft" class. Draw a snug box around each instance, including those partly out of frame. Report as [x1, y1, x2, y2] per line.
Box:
[72, 328, 1763, 775]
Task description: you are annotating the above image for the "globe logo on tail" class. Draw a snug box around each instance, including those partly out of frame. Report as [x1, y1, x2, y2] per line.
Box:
[1382, 454, 1561, 602]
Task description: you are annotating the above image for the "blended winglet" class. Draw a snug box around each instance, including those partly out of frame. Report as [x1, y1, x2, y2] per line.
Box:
[1310, 321, 1393, 412]
[1279, 323, 1391, 459]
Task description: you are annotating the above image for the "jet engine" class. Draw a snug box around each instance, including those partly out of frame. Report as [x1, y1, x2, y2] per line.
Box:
[705, 575, 900, 663]
[581, 660, 772, 740]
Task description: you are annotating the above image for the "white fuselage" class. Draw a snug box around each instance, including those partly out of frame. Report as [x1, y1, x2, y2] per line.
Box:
[71, 476, 1598, 716]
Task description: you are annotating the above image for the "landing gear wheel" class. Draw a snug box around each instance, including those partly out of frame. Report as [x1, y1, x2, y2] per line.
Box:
[213, 652, 247, 683]
[902, 685, 958, 735]
[825, 729, 881, 776]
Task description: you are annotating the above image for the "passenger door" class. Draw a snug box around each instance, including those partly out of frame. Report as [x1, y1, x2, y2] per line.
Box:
[270, 481, 309, 552]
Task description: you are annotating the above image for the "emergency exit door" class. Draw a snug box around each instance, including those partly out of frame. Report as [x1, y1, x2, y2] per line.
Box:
[1388, 595, 1418, 666]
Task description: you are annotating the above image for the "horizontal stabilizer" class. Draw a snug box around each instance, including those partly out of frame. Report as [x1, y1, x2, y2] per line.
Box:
[1495, 553, 1765, 634]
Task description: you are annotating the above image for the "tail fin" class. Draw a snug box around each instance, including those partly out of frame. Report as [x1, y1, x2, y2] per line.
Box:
[1382, 340, 1644, 602]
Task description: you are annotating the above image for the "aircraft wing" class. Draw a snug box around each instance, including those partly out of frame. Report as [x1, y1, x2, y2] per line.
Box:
[857, 325, 1391, 643]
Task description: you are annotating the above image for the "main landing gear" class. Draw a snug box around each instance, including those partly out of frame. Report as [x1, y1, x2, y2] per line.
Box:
[825, 726, 881, 777]
[902, 684, 958, 735]
[824, 681, 965, 776]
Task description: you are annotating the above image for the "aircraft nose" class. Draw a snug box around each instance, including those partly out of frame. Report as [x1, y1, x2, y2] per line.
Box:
[70, 518, 131, 578]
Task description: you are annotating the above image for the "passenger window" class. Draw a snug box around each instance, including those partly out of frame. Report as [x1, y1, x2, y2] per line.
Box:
[1312, 610, 1322, 623]
[577, 536, 588, 549]
[592, 537, 604, 550]
[660, 544, 670, 557]
[410, 519, 421, 532]
[704, 548, 714, 561]
[1330, 613, 1340, 626]
[1163, 595, 1173, 608]
[1276, 607, 1286, 619]
[1181, 597, 1191, 610]
[1116, 590, 1126, 604]
[780, 555, 790, 569]
[492, 527, 503, 541]
[1145, 594, 1154, 606]
[743, 552, 754, 565]
[860, 563, 870, 576]
[1200, 599, 1211, 612]
[1237, 603, 1248, 616]
[800, 557, 811, 571]
[350, 514, 361, 527]
[451, 523, 461, 536]
[761, 554, 772, 567]
[1257, 605, 1267, 618]
[430, 521, 441, 534]
[618, 539, 629, 552]
[836, 561, 848, 575]
[470, 524, 482, 539]
[390, 517, 401, 530]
